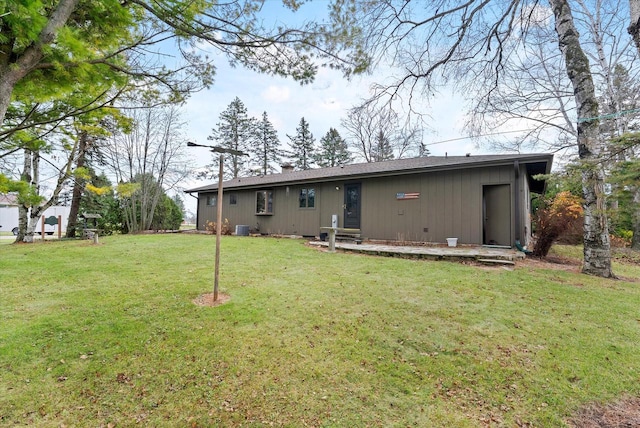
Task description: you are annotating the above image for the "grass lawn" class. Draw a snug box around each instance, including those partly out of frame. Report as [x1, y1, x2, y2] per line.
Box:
[1, 235, 639, 427]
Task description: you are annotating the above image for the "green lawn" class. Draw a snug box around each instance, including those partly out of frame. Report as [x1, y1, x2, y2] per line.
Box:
[1, 235, 639, 427]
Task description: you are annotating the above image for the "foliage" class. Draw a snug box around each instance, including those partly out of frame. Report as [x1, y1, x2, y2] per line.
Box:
[608, 132, 640, 249]
[0, 174, 42, 207]
[1, 235, 639, 426]
[539, 165, 583, 201]
[251, 111, 281, 175]
[80, 173, 122, 235]
[102, 101, 188, 233]
[533, 191, 584, 257]
[372, 129, 394, 162]
[207, 97, 255, 179]
[315, 127, 351, 167]
[610, 233, 632, 248]
[204, 218, 232, 235]
[150, 194, 183, 231]
[286, 117, 316, 170]
[0, 0, 368, 131]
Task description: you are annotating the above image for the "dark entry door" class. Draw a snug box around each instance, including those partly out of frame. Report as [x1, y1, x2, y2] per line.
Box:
[344, 183, 361, 229]
[483, 184, 511, 246]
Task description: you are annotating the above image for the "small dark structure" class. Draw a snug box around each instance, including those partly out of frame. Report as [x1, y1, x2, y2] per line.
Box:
[186, 154, 553, 248]
[80, 213, 102, 244]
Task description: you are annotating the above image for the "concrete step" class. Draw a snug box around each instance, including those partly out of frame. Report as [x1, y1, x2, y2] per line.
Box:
[477, 258, 516, 266]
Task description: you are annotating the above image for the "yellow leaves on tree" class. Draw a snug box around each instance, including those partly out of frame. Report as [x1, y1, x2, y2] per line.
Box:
[533, 191, 584, 257]
[115, 182, 140, 198]
[85, 184, 112, 196]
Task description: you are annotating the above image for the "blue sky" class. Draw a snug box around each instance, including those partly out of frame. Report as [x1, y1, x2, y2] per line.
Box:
[179, 1, 483, 159]
[179, 56, 476, 214]
[177, 1, 494, 213]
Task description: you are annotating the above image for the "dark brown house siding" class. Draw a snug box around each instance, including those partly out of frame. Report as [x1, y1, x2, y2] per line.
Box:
[190, 154, 552, 247]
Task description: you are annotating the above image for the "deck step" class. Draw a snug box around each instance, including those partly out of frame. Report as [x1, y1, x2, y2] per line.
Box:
[477, 258, 515, 266]
[336, 236, 362, 244]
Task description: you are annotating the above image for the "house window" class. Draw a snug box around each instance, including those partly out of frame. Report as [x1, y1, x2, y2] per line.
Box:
[229, 193, 237, 205]
[256, 190, 273, 215]
[299, 188, 315, 208]
[206, 194, 217, 206]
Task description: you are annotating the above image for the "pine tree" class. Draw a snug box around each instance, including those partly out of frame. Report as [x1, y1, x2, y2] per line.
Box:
[372, 130, 394, 162]
[209, 97, 255, 178]
[287, 117, 316, 170]
[252, 112, 281, 175]
[315, 128, 351, 167]
[418, 142, 431, 157]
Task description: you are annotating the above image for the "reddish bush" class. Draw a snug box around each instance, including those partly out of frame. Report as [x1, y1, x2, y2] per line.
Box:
[533, 191, 583, 257]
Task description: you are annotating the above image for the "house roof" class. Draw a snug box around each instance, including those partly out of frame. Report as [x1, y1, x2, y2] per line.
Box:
[0, 193, 18, 206]
[186, 153, 553, 194]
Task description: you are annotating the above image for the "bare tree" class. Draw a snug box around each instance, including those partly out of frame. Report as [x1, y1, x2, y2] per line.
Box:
[342, 102, 422, 162]
[15, 134, 78, 243]
[332, 0, 628, 277]
[103, 102, 189, 232]
[465, 1, 638, 155]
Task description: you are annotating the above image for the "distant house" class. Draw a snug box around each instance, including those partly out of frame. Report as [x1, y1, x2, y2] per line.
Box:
[0, 194, 71, 235]
[185, 154, 553, 247]
[0, 194, 19, 233]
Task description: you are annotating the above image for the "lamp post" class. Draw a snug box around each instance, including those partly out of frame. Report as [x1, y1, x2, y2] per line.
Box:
[187, 142, 248, 301]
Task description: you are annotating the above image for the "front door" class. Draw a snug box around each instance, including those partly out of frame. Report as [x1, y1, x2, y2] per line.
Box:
[344, 183, 361, 229]
[483, 184, 511, 246]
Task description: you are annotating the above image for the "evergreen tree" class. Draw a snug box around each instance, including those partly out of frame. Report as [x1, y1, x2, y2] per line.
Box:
[79, 173, 122, 235]
[0, 0, 364, 128]
[209, 97, 255, 178]
[252, 112, 281, 175]
[287, 117, 316, 170]
[315, 128, 351, 167]
[372, 130, 394, 162]
[172, 194, 186, 219]
[418, 142, 431, 157]
[151, 194, 184, 231]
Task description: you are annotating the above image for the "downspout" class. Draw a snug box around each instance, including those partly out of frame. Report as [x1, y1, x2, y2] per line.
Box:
[513, 161, 520, 246]
[185, 191, 199, 230]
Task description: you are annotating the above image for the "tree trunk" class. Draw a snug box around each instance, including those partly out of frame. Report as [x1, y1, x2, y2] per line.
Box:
[16, 149, 33, 243]
[15, 204, 28, 243]
[549, 0, 614, 277]
[632, 187, 640, 250]
[630, 0, 640, 56]
[66, 131, 89, 238]
[25, 150, 43, 243]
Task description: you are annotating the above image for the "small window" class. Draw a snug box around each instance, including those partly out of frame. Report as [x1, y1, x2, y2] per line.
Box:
[229, 193, 237, 205]
[256, 190, 273, 214]
[299, 188, 315, 208]
[206, 194, 217, 206]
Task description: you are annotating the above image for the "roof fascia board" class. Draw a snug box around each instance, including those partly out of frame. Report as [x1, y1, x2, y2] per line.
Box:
[188, 155, 554, 193]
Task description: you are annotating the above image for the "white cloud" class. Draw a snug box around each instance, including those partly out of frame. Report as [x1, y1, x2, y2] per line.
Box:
[261, 85, 291, 103]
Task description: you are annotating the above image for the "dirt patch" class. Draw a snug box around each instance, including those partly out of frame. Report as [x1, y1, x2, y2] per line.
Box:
[193, 292, 231, 307]
[568, 396, 640, 427]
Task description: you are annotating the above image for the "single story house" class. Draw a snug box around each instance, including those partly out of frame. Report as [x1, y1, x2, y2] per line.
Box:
[185, 153, 553, 247]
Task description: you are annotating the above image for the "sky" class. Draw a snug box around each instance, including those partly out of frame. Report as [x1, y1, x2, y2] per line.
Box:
[176, 2, 508, 214]
[178, 59, 479, 214]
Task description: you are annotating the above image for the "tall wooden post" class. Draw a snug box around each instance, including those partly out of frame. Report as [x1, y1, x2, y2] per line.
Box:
[58, 215, 62, 239]
[214, 154, 224, 302]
